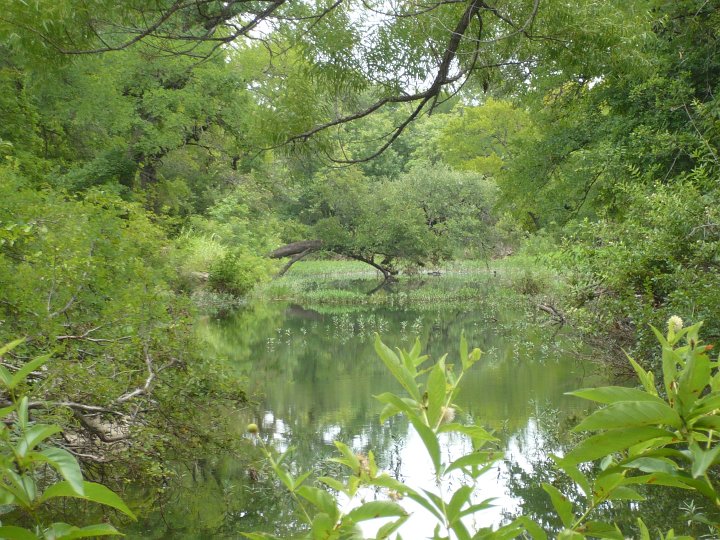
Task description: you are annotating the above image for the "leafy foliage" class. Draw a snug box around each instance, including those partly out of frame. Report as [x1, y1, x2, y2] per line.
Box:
[0, 339, 135, 538]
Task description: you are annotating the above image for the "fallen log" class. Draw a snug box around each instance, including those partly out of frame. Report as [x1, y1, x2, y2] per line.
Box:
[270, 240, 323, 259]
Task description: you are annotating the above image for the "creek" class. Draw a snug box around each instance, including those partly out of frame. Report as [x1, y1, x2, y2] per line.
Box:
[126, 276, 695, 538]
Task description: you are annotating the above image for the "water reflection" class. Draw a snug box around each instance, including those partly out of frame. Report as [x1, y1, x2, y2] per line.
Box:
[129, 292, 609, 538]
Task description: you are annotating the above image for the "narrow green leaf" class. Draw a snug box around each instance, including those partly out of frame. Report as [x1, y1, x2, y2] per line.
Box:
[565, 427, 672, 464]
[625, 352, 657, 395]
[445, 451, 498, 475]
[542, 484, 573, 527]
[688, 392, 720, 417]
[459, 332, 469, 371]
[606, 486, 645, 501]
[408, 415, 441, 474]
[39, 481, 136, 519]
[622, 457, 678, 474]
[689, 443, 720, 478]
[297, 486, 338, 522]
[0, 337, 26, 357]
[583, 521, 624, 539]
[318, 476, 347, 495]
[0, 365, 13, 388]
[375, 515, 408, 539]
[557, 529, 584, 540]
[311, 513, 333, 537]
[572, 401, 681, 432]
[34, 447, 83, 495]
[678, 347, 711, 407]
[552, 456, 591, 497]
[446, 485, 473, 523]
[0, 526, 40, 540]
[568, 386, 666, 405]
[637, 518, 650, 540]
[370, 475, 444, 521]
[16, 424, 62, 457]
[502, 516, 547, 540]
[426, 361, 446, 428]
[374, 393, 417, 422]
[346, 501, 407, 522]
[10, 354, 50, 390]
[375, 335, 421, 401]
[44, 522, 122, 539]
[458, 498, 495, 518]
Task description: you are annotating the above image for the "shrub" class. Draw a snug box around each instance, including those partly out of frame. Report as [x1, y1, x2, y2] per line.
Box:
[209, 250, 275, 297]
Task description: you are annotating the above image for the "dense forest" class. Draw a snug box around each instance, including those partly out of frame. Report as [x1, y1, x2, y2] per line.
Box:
[0, 0, 719, 538]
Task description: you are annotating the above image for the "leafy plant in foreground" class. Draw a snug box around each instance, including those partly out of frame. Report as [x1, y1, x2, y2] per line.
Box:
[0, 338, 135, 539]
[244, 334, 543, 539]
[247, 317, 720, 539]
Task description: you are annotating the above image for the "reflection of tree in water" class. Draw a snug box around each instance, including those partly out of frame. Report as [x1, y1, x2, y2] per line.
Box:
[501, 409, 720, 538]
[134, 293, 613, 537]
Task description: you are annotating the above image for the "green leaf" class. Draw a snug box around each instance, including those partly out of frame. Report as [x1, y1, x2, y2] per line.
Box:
[370, 475, 444, 521]
[375, 393, 418, 423]
[542, 484, 573, 527]
[689, 442, 720, 478]
[568, 386, 666, 405]
[379, 402, 401, 423]
[16, 424, 62, 457]
[39, 481, 136, 519]
[690, 415, 720, 431]
[688, 392, 720, 417]
[319, 476, 348, 495]
[557, 529, 584, 539]
[625, 352, 657, 395]
[572, 401, 681, 432]
[458, 498, 495, 518]
[375, 335, 421, 401]
[445, 451, 498, 475]
[408, 414, 441, 474]
[331, 441, 360, 472]
[501, 517, 547, 540]
[446, 485, 473, 523]
[43, 522, 122, 539]
[346, 501, 407, 522]
[606, 486, 644, 501]
[310, 513, 333, 538]
[0, 403, 16, 420]
[459, 332, 469, 370]
[375, 515, 408, 539]
[621, 457, 678, 474]
[565, 427, 672, 464]
[33, 447, 83, 495]
[426, 360, 447, 428]
[582, 521, 624, 539]
[297, 486, 338, 522]
[0, 337, 26, 357]
[0, 365, 13, 387]
[678, 347, 711, 407]
[552, 456, 591, 497]
[17, 397, 28, 429]
[9, 354, 50, 390]
[0, 526, 40, 540]
[637, 518, 650, 540]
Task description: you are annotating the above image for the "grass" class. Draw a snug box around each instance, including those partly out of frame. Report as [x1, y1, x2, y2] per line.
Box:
[252, 256, 564, 308]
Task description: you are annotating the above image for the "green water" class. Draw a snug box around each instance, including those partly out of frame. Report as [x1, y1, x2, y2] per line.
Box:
[126, 280, 700, 538]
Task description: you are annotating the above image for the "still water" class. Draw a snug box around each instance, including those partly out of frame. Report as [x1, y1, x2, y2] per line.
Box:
[128, 277, 642, 538]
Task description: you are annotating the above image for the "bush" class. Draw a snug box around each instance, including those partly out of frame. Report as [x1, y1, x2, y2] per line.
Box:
[208, 250, 275, 297]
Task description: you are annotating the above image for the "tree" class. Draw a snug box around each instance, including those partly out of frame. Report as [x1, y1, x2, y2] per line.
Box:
[1, 0, 545, 161]
[271, 163, 500, 283]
